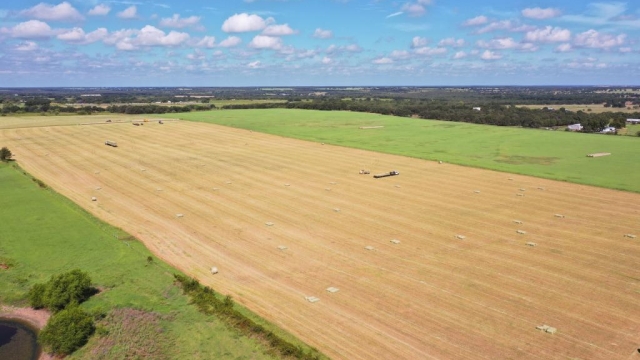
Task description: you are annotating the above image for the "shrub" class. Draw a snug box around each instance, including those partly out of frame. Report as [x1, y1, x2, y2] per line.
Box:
[39, 306, 95, 355]
[28, 269, 94, 312]
[636, 131, 640, 137]
[0, 147, 12, 161]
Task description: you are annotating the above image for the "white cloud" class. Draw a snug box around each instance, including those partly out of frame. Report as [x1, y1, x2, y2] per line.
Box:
[476, 20, 534, 34]
[160, 14, 202, 29]
[88, 4, 110, 16]
[373, 57, 393, 64]
[462, 15, 488, 26]
[222, 13, 272, 33]
[452, 51, 467, 59]
[313, 28, 333, 39]
[15, 41, 39, 51]
[186, 49, 205, 60]
[104, 25, 190, 50]
[555, 43, 572, 52]
[401, 0, 432, 17]
[248, 35, 282, 50]
[2, 20, 55, 39]
[57, 27, 108, 44]
[195, 36, 215, 48]
[619, 47, 631, 53]
[524, 26, 571, 43]
[326, 44, 362, 55]
[411, 36, 428, 48]
[477, 37, 520, 50]
[262, 24, 297, 36]
[438, 37, 465, 47]
[20, 1, 84, 22]
[574, 29, 626, 49]
[321, 56, 331, 64]
[219, 36, 242, 47]
[117, 6, 137, 20]
[480, 50, 502, 60]
[386, 12, 403, 18]
[521, 7, 561, 20]
[390, 50, 411, 59]
[414, 46, 447, 56]
[247, 60, 261, 68]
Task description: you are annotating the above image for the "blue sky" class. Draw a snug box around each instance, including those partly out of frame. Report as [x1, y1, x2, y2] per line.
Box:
[0, 0, 639, 86]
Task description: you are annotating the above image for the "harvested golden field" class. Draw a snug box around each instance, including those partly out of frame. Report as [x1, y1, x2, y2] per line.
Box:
[2, 120, 640, 360]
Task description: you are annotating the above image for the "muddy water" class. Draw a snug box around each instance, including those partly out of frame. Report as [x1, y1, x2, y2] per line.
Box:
[0, 318, 39, 360]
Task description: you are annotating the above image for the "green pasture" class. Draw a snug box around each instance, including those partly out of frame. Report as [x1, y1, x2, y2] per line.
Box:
[169, 109, 640, 193]
[0, 163, 287, 359]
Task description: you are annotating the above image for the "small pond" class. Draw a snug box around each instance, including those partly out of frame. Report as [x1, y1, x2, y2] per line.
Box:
[0, 318, 40, 360]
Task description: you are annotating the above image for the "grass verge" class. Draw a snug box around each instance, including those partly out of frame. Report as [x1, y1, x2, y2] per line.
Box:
[0, 162, 318, 359]
[167, 109, 640, 193]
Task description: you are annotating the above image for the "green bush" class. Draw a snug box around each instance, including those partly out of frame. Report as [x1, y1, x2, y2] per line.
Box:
[39, 306, 95, 355]
[0, 147, 11, 161]
[28, 269, 94, 312]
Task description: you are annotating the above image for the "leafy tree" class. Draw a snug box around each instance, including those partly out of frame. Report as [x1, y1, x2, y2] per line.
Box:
[0, 147, 12, 161]
[39, 306, 95, 355]
[28, 269, 94, 312]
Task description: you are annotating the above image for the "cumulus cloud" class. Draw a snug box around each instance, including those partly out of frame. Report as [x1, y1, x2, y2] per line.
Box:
[117, 6, 137, 19]
[1, 20, 55, 39]
[326, 44, 362, 55]
[104, 25, 190, 50]
[20, 1, 84, 22]
[462, 15, 488, 26]
[401, 0, 432, 17]
[438, 38, 465, 47]
[481, 50, 502, 60]
[555, 43, 572, 52]
[195, 36, 215, 48]
[373, 57, 393, 64]
[248, 35, 283, 50]
[573, 29, 626, 49]
[57, 27, 108, 44]
[222, 13, 272, 33]
[411, 36, 428, 48]
[452, 51, 467, 59]
[219, 36, 242, 47]
[524, 26, 571, 43]
[247, 60, 261, 68]
[521, 7, 561, 20]
[262, 24, 297, 36]
[313, 28, 333, 39]
[15, 41, 39, 51]
[390, 50, 411, 60]
[477, 37, 520, 50]
[88, 4, 110, 16]
[321, 56, 331, 64]
[476, 20, 534, 34]
[186, 49, 205, 60]
[160, 14, 202, 29]
[414, 46, 447, 56]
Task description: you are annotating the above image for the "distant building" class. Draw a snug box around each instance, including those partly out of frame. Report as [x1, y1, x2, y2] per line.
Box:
[567, 124, 583, 131]
[627, 118, 640, 125]
[473, 107, 481, 111]
[600, 127, 616, 133]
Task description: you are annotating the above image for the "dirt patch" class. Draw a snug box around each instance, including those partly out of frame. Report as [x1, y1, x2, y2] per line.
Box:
[0, 264, 8, 270]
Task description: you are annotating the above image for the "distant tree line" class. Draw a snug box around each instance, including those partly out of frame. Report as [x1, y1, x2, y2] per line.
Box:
[223, 99, 637, 133]
[1, 98, 215, 115]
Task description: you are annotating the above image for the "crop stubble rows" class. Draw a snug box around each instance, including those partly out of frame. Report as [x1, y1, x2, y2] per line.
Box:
[2, 121, 640, 360]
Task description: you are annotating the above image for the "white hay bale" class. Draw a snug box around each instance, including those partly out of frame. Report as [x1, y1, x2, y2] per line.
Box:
[455, 235, 466, 240]
[624, 234, 637, 239]
[508, 178, 513, 181]
[333, 208, 340, 212]
[329, 182, 337, 185]
[326, 287, 339, 293]
[226, 181, 232, 185]
[95, 171, 100, 174]
[516, 230, 526, 235]
[176, 213, 184, 218]
[91, 197, 97, 201]
[395, 185, 401, 188]
[390, 239, 401, 244]
[95, 187, 101, 190]
[210, 267, 218, 274]
[536, 325, 550, 331]
[364, 246, 375, 251]
[438, 161, 443, 164]
[545, 327, 557, 334]
[284, 184, 290, 187]
[305, 296, 320, 303]
[474, 190, 480, 194]
[212, 188, 219, 191]
[526, 242, 537, 247]
[325, 188, 332, 191]
[513, 220, 523, 224]
[516, 193, 524, 197]
[277, 245, 288, 251]
[554, 214, 565, 218]
[519, 188, 526, 191]
[141, 168, 146, 172]
[537, 187, 545, 190]
[265, 222, 274, 226]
